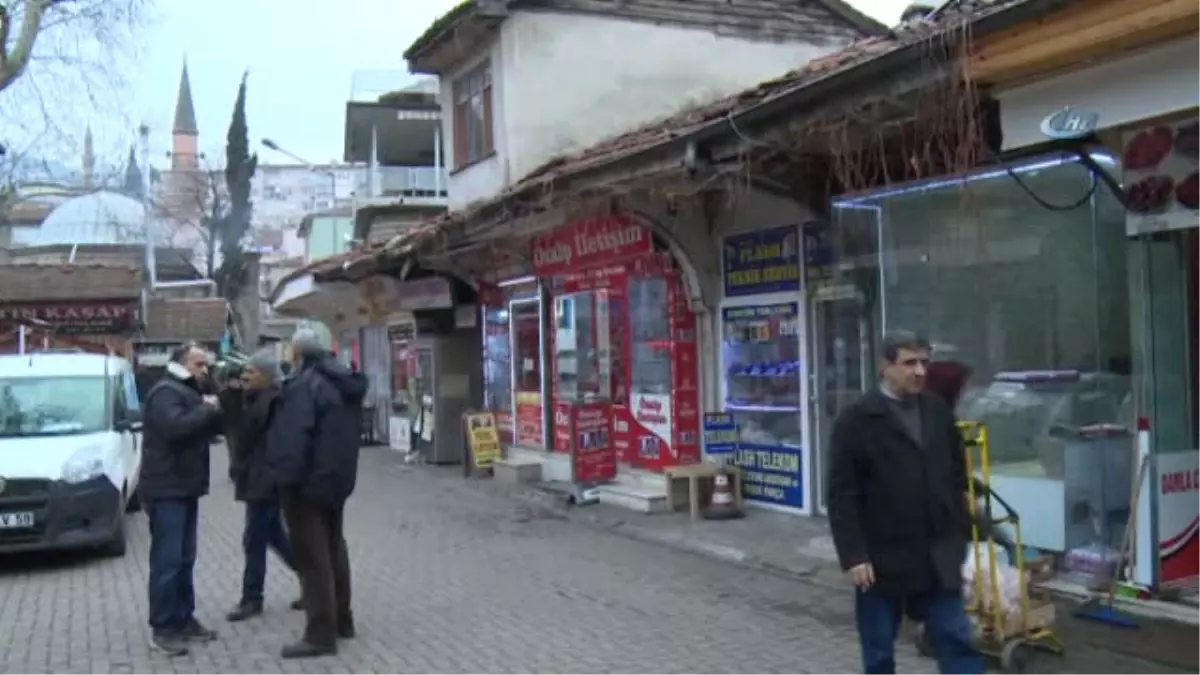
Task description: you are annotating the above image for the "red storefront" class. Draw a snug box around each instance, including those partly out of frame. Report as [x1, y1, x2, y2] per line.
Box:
[481, 213, 700, 482]
[0, 299, 140, 356]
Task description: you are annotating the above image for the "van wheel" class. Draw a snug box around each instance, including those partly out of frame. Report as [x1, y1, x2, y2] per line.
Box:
[100, 504, 128, 558]
[124, 487, 141, 513]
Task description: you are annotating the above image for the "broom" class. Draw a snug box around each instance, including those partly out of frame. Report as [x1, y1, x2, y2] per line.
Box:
[1073, 448, 1147, 629]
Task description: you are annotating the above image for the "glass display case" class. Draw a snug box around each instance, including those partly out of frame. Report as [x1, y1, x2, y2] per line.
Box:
[553, 291, 611, 403]
[629, 276, 670, 396]
[720, 302, 803, 449]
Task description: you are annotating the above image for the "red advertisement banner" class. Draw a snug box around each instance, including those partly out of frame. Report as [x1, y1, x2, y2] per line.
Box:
[531, 214, 653, 277]
[553, 400, 572, 453]
[571, 400, 617, 483]
[515, 394, 543, 447]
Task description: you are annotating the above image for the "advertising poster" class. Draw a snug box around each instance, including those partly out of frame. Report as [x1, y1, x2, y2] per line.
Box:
[722, 225, 801, 297]
[1157, 451, 1200, 586]
[1123, 118, 1198, 236]
[717, 302, 805, 509]
[668, 273, 700, 465]
[515, 392, 543, 446]
[388, 416, 412, 453]
[572, 401, 616, 483]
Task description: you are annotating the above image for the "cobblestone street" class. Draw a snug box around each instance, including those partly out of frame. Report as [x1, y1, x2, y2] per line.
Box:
[0, 446, 1190, 674]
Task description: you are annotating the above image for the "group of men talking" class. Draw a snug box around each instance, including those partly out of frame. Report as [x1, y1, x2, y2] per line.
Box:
[137, 329, 366, 659]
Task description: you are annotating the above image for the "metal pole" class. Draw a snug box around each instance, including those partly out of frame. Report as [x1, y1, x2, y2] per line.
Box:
[17, 325, 25, 355]
[433, 124, 443, 197]
[140, 124, 157, 287]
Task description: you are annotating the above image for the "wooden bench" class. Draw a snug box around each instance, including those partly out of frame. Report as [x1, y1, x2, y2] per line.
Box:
[664, 463, 744, 521]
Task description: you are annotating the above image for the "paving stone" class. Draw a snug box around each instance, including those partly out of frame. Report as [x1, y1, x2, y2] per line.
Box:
[0, 445, 1188, 673]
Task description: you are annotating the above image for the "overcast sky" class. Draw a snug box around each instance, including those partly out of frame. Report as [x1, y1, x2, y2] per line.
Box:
[7, 0, 917, 172]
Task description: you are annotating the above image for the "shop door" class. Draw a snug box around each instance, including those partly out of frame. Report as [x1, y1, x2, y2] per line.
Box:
[509, 298, 545, 447]
[810, 285, 873, 514]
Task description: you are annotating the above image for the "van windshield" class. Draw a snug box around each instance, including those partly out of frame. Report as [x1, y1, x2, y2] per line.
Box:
[0, 376, 108, 437]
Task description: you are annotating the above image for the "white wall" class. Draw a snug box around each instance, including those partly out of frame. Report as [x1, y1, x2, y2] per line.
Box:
[441, 10, 847, 210]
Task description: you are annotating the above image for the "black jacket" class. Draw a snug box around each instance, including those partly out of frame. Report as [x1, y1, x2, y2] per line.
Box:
[139, 366, 222, 500]
[230, 385, 281, 503]
[265, 355, 367, 507]
[826, 389, 970, 595]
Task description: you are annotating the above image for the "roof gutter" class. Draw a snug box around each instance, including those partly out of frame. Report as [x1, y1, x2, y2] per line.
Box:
[547, 0, 1072, 188]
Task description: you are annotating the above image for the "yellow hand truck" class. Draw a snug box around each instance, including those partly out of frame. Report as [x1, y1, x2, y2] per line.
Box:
[916, 421, 1064, 673]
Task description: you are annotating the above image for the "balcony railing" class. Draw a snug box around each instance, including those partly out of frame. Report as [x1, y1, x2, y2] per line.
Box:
[357, 166, 447, 205]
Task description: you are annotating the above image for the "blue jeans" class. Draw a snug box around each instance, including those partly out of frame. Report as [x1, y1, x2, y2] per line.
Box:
[855, 586, 984, 674]
[241, 499, 293, 605]
[146, 498, 199, 636]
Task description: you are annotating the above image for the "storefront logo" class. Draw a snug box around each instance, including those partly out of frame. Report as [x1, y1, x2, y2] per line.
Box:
[530, 214, 652, 276]
[1040, 106, 1099, 140]
[0, 301, 138, 335]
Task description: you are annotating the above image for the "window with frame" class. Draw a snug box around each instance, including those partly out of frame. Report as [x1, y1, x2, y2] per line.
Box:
[452, 61, 494, 168]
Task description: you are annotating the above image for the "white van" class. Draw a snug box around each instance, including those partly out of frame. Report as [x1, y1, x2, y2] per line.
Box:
[0, 351, 142, 557]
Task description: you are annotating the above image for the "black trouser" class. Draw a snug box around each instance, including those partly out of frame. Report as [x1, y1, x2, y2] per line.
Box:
[280, 490, 353, 647]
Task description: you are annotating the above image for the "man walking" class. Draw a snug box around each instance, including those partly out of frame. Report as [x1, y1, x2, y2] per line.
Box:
[227, 350, 302, 621]
[267, 329, 367, 658]
[140, 343, 223, 656]
[827, 330, 984, 674]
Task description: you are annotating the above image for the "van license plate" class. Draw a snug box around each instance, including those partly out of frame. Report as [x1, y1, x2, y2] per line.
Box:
[0, 512, 34, 529]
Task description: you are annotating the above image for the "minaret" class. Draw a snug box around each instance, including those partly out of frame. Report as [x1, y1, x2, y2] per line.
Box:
[123, 145, 144, 199]
[171, 60, 199, 171]
[82, 127, 95, 188]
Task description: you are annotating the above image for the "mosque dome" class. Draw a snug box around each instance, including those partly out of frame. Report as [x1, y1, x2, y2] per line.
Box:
[33, 190, 168, 246]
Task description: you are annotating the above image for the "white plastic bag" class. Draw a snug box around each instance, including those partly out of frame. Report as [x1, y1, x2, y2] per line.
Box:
[962, 545, 1024, 616]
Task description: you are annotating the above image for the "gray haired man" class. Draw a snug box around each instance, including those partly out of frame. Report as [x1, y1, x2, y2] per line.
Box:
[267, 329, 367, 658]
[226, 349, 299, 621]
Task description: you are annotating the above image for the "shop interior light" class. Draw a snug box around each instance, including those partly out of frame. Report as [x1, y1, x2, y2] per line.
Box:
[498, 275, 535, 287]
[833, 152, 1118, 207]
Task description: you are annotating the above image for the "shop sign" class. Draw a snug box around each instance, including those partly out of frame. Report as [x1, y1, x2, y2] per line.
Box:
[802, 220, 836, 285]
[1123, 118, 1198, 236]
[395, 277, 454, 311]
[530, 214, 652, 277]
[1039, 106, 1099, 140]
[0, 300, 138, 335]
[705, 441, 804, 509]
[570, 400, 616, 484]
[463, 411, 501, 470]
[1157, 451, 1199, 585]
[703, 413, 739, 455]
[722, 225, 800, 297]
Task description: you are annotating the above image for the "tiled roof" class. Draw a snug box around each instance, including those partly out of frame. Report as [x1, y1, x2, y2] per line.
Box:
[144, 297, 230, 342]
[0, 263, 143, 302]
[302, 0, 1045, 285]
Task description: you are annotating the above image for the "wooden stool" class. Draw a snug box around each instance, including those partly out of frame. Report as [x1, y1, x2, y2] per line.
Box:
[664, 463, 745, 521]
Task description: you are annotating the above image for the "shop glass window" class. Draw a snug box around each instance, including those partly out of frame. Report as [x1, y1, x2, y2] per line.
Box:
[390, 337, 412, 414]
[483, 307, 513, 415]
[629, 277, 671, 396]
[831, 152, 1132, 555]
[720, 303, 803, 450]
[511, 301, 542, 395]
[553, 292, 610, 401]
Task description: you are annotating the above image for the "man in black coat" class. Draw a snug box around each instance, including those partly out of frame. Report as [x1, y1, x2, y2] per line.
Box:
[226, 350, 302, 622]
[827, 330, 983, 674]
[266, 329, 367, 658]
[139, 343, 223, 657]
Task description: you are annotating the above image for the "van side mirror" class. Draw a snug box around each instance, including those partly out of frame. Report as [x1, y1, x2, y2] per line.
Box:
[116, 409, 142, 432]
